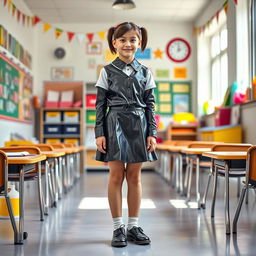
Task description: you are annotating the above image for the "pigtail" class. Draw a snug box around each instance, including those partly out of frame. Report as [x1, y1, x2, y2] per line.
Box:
[140, 27, 148, 52]
[107, 27, 117, 54]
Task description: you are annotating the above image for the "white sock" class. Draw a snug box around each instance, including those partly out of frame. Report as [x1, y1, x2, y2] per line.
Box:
[113, 217, 124, 230]
[127, 217, 139, 230]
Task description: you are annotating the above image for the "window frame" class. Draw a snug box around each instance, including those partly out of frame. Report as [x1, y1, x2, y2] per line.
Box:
[210, 24, 228, 106]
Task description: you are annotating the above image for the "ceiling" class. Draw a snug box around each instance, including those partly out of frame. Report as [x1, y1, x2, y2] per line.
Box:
[22, 0, 211, 24]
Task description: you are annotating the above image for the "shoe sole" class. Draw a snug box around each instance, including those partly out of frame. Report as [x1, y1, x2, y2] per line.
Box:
[111, 241, 127, 247]
[127, 236, 151, 245]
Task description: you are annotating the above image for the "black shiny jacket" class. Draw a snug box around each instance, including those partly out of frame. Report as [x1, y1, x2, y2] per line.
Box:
[95, 57, 157, 138]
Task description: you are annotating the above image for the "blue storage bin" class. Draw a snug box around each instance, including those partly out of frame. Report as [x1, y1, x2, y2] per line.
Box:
[63, 124, 80, 134]
[44, 125, 62, 134]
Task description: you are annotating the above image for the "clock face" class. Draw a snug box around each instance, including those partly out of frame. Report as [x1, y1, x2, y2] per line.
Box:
[166, 38, 191, 62]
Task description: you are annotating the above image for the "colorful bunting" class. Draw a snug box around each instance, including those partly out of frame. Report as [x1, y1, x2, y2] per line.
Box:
[98, 31, 106, 40]
[17, 10, 21, 22]
[77, 33, 86, 44]
[194, 0, 231, 36]
[12, 4, 16, 16]
[67, 32, 75, 42]
[223, 1, 228, 14]
[43, 23, 52, 33]
[8, 0, 12, 12]
[86, 33, 94, 43]
[234, 0, 238, 4]
[33, 16, 41, 26]
[1, 2, 123, 43]
[55, 28, 63, 39]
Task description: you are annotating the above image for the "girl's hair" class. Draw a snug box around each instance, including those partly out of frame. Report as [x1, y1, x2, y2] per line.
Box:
[107, 22, 148, 54]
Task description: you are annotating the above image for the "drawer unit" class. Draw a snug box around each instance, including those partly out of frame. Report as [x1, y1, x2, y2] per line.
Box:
[63, 124, 80, 134]
[45, 111, 61, 123]
[63, 111, 80, 123]
[44, 124, 62, 134]
[86, 110, 96, 124]
[44, 138, 61, 144]
[64, 138, 79, 146]
[86, 94, 96, 108]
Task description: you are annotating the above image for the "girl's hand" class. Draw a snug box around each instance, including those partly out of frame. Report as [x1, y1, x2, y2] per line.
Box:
[96, 136, 107, 153]
[147, 136, 157, 152]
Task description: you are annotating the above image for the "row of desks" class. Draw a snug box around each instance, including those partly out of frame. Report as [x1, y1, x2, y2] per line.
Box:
[1, 144, 86, 244]
[156, 142, 248, 235]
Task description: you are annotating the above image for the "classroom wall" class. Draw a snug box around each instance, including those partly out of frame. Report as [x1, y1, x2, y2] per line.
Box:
[33, 21, 197, 115]
[0, 0, 35, 146]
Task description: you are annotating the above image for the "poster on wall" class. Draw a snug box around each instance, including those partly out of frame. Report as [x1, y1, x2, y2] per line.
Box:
[173, 94, 189, 113]
[86, 42, 102, 55]
[155, 69, 170, 79]
[135, 48, 151, 59]
[0, 53, 33, 122]
[174, 67, 187, 79]
[51, 67, 73, 81]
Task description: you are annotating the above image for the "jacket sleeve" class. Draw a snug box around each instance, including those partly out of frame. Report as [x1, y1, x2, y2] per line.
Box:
[95, 87, 108, 138]
[143, 88, 157, 138]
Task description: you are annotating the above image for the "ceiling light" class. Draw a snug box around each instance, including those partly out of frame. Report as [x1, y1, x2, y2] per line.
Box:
[112, 0, 136, 10]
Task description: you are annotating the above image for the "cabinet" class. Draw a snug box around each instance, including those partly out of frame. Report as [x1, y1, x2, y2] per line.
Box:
[85, 82, 108, 170]
[166, 123, 198, 141]
[40, 108, 84, 145]
[199, 125, 242, 143]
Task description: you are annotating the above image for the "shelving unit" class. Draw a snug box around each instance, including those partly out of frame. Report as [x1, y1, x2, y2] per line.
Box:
[166, 123, 198, 141]
[40, 108, 84, 145]
[85, 82, 108, 170]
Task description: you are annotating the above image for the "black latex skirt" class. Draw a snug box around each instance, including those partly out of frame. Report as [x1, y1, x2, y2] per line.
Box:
[96, 107, 158, 163]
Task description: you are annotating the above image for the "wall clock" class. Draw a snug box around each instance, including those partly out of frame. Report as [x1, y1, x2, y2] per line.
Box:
[54, 47, 66, 59]
[166, 38, 191, 62]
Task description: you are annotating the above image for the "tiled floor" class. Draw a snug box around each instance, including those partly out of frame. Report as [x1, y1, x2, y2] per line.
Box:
[0, 170, 256, 256]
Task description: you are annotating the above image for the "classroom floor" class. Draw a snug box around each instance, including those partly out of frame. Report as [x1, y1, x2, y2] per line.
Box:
[0, 169, 256, 256]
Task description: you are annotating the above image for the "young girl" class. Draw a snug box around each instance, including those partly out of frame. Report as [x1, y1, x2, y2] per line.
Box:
[95, 22, 157, 247]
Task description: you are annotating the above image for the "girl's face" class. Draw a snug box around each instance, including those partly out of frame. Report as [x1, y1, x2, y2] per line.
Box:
[112, 30, 141, 62]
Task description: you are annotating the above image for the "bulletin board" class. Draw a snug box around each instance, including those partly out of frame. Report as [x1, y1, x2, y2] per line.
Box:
[154, 81, 191, 115]
[0, 53, 33, 123]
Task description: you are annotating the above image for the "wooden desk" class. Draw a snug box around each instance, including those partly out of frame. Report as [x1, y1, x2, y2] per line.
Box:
[181, 148, 211, 208]
[7, 154, 46, 244]
[202, 151, 247, 234]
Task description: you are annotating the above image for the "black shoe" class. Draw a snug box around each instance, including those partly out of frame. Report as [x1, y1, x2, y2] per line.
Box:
[111, 225, 127, 247]
[127, 226, 151, 245]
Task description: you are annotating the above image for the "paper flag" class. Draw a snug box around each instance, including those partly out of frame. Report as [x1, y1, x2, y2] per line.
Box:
[17, 10, 21, 22]
[33, 16, 41, 26]
[4, 0, 7, 6]
[86, 33, 94, 43]
[22, 13, 25, 25]
[44, 23, 52, 32]
[98, 31, 105, 40]
[67, 32, 75, 42]
[76, 33, 85, 44]
[12, 4, 16, 16]
[55, 28, 63, 39]
[8, 0, 12, 12]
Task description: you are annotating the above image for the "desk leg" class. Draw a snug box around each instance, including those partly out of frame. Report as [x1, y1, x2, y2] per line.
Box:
[196, 156, 201, 209]
[38, 162, 44, 221]
[211, 166, 218, 218]
[201, 164, 213, 209]
[5, 195, 18, 244]
[18, 167, 24, 244]
[225, 161, 231, 235]
[179, 154, 183, 195]
[186, 158, 193, 202]
[44, 161, 49, 215]
[175, 155, 180, 192]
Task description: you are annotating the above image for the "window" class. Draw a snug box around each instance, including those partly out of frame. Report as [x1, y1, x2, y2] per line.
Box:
[210, 26, 228, 106]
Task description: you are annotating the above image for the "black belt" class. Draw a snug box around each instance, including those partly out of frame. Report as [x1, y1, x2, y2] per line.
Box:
[109, 105, 144, 111]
